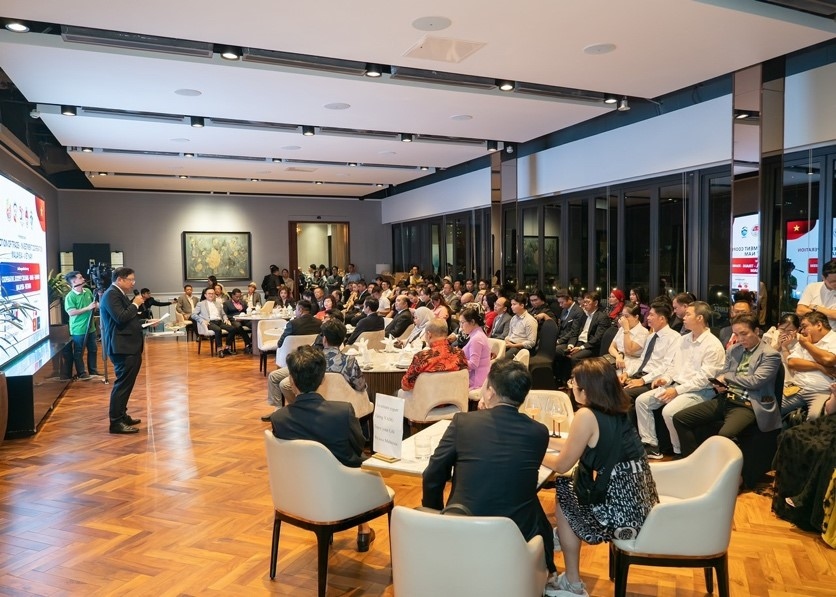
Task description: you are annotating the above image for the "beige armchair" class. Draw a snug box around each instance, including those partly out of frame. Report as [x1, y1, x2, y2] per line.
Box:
[514, 348, 530, 368]
[397, 323, 415, 341]
[257, 319, 287, 376]
[275, 334, 318, 368]
[263, 432, 394, 597]
[402, 369, 469, 427]
[353, 329, 386, 351]
[609, 435, 743, 597]
[391, 506, 548, 597]
[488, 337, 506, 360]
[174, 310, 195, 341]
[317, 372, 374, 419]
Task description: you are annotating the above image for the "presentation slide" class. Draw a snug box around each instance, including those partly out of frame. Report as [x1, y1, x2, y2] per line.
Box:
[0, 172, 49, 368]
[731, 213, 760, 294]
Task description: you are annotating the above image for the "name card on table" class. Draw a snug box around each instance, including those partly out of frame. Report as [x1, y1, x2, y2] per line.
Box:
[373, 393, 405, 460]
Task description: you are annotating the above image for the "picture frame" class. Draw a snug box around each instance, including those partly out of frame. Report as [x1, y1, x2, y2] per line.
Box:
[182, 231, 252, 282]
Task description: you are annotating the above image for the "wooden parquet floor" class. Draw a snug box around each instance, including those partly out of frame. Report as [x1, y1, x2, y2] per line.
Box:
[1, 338, 835, 596]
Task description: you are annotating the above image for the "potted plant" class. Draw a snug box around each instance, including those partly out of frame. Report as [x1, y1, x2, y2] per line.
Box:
[47, 270, 70, 325]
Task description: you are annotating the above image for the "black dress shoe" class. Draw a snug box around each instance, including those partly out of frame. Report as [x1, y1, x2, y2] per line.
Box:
[123, 415, 141, 425]
[260, 413, 274, 422]
[109, 421, 139, 434]
[356, 529, 375, 553]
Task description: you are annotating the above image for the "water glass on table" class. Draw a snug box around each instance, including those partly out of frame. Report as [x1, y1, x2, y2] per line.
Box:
[414, 435, 431, 460]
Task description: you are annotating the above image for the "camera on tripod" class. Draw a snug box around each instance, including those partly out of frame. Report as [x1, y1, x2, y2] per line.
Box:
[86, 262, 112, 294]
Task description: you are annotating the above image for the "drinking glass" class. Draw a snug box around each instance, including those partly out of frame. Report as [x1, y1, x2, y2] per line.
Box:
[414, 435, 431, 460]
[550, 399, 568, 438]
[524, 395, 541, 422]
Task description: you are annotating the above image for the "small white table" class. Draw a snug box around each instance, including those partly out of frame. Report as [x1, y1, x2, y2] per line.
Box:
[361, 419, 557, 490]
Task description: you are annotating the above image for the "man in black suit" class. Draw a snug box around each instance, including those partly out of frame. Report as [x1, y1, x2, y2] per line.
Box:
[385, 294, 413, 338]
[422, 359, 556, 577]
[489, 296, 512, 340]
[270, 345, 374, 552]
[554, 288, 584, 350]
[99, 267, 149, 434]
[346, 298, 385, 345]
[276, 299, 322, 348]
[553, 291, 610, 384]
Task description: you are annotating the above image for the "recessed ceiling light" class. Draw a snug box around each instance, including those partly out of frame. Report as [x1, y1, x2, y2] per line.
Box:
[412, 16, 452, 31]
[81, 147, 93, 153]
[179, 175, 188, 179]
[281, 145, 302, 151]
[174, 88, 202, 97]
[250, 178, 260, 182]
[5, 21, 29, 33]
[364, 64, 383, 78]
[420, 166, 429, 171]
[190, 116, 204, 128]
[315, 181, 323, 185]
[219, 46, 241, 60]
[486, 140, 498, 152]
[604, 94, 618, 105]
[98, 172, 107, 177]
[450, 114, 473, 121]
[400, 133, 413, 143]
[583, 43, 616, 55]
[376, 183, 385, 187]
[497, 80, 514, 92]
[61, 106, 77, 116]
[272, 158, 282, 163]
[184, 152, 195, 158]
[348, 162, 358, 167]
[302, 125, 315, 136]
[324, 102, 351, 110]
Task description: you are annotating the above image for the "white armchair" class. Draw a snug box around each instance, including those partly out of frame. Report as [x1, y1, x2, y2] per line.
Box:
[275, 334, 318, 369]
[609, 435, 743, 597]
[514, 348, 530, 368]
[317, 372, 374, 419]
[402, 369, 469, 427]
[257, 319, 287, 376]
[488, 337, 506, 360]
[353, 330, 386, 351]
[391, 506, 548, 597]
[263, 432, 394, 597]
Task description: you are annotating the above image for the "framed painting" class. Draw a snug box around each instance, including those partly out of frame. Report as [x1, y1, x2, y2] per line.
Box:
[182, 231, 252, 282]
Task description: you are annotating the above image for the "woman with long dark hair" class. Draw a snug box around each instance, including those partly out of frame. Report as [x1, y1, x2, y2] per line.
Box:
[542, 358, 658, 596]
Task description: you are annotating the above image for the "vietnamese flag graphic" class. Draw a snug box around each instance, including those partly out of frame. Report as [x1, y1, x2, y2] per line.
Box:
[35, 196, 46, 232]
[787, 220, 813, 241]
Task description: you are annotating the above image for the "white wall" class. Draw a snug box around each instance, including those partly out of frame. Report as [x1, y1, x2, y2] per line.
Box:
[785, 61, 836, 151]
[57, 190, 386, 293]
[517, 95, 733, 199]
[297, 223, 329, 269]
[381, 168, 490, 224]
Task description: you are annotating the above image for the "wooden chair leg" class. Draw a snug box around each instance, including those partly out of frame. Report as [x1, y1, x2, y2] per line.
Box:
[269, 515, 281, 580]
[613, 550, 630, 597]
[315, 528, 331, 597]
[715, 554, 729, 597]
[704, 566, 714, 594]
[608, 543, 616, 581]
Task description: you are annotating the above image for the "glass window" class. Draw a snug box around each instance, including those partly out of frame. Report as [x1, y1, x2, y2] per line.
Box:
[658, 182, 688, 297]
[705, 173, 732, 328]
[522, 206, 540, 294]
[624, 190, 650, 294]
[781, 158, 821, 314]
[593, 190, 615, 295]
[503, 206, 518, 289]
[544, 204, 561, 297]
[566, 198, 588, 298]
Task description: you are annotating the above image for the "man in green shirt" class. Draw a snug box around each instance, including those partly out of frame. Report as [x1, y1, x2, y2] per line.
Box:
[63, 271, 100, 380]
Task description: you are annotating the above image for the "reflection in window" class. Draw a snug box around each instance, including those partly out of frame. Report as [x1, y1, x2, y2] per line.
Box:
[624, 191, 650, 294]
[658, 182, 688, 298]
[705, 173, 731, 328]
[781, 159, 820, 313]
[522, 207, 540, 294]
[544, 204, 560, 297]
[567, 198, 588, 297]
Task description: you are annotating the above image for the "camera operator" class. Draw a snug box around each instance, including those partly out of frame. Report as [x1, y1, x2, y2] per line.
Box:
[63, 271, 100, 380]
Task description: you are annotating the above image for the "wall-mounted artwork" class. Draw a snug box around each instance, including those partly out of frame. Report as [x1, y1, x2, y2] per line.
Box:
[182, 231, 252, 281]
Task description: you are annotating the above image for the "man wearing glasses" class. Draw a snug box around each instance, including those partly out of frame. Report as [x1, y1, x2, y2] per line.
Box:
[99, 267, 153, 434]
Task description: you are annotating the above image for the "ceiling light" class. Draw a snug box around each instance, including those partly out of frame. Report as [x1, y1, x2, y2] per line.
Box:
[420, 166, 429, 171]
[735, 111, 750, 120]
[184, 152, 195, 158]
[400, 133, 413, 143]
[348, 162, 357, 167]
[302, 125, 315, 136]
[497, 80, 515, 92]
[190, 116, 204, 128]
[617, 97, 630, 112]
[61, 106, 77, 116]
[179, 175, 188, 179]
[376, 184, 384, 187]
[82, 147, 93, 153]
[250, 178, 260, 182]
[315, 181, 323, 185]
[219, 45, 241, 60]
[364, 64, 383, 77]
[5, 21, 29, 33]
[272, 158, 282, 163]
[604, 94, 617, 105]
[486, 140, 498, 152]
[98, 172, 107, 176]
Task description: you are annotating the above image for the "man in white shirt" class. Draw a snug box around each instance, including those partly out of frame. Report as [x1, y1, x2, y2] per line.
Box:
[620, 300, 681, 401]
[505, 292, 538, 358]
[635, 301, 725, 458]
[796, 258, 836, 329]
[192, 287, 239, 355]
[782, 311, 836, 419]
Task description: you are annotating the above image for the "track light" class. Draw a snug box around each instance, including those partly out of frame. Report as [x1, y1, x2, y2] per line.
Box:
[219, 45, 241, 60]
[400, 133, 413, 143]
[190, 116, 204, 127]
[617, 97, 630, 112]
[302, 125, 315, 136]
[364, 63, 383, 78]
[497, 80, 514, 92]
[486, 140, 498, 152]
[61, 105, 77, 116]
[604, 94, 618, 105]
[4, 21, 29, 33]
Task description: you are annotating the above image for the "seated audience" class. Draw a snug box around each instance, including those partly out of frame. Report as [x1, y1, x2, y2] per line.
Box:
[314, 296, 337, 321]
[459, 307, 491, 391]
[782, 311, 836, 419]
[269, 344, 374, 552]
[504, 292, 538, 358]
[385, 295, 413, 338]
[488, 296, 512, 340]
[244, 282, 263, 309]
[670, 292, 695, 334]
[717, 299, 752, 348]
[399, 318, 467, 395]
[619, 300, 681, 401]
[635, 301, 725, 459]
[554, 291, 610, 384]
[796, 258, 836, 328]
[430, 292, 452, 322]
[762, 313, 800, 386]
[673, 313, 781, 457]
[175, 284, 198, 321]
[482, 291, 498, 332]
[193, 287, 239, 354]
[275, 285, 294, 309]
[542, 358, 658, 597]
[423, 359, 557, 585]
[398, 306, 433, 349]
[554, 288, 584, 354]
[629, 286, 649, 324]
[607, 302, 650, 374]
[529, 289, 557, 324]
[223, 288, 252, 351]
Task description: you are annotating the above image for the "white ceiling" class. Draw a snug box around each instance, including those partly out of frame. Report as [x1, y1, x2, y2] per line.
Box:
[0, 0, 834, 199]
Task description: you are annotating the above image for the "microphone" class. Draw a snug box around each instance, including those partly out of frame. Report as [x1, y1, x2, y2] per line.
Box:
[133, 289, 140, 296]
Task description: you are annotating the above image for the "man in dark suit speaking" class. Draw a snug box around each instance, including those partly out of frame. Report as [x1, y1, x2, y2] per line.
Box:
[422, 359, 556, 577]
[99, 267, 152, 434]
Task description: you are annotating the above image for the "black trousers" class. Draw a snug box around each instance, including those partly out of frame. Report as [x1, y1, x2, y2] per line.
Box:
[109, 352, 142, 423]
[208, 320, 237, 347]
[673, 394, 755, 457]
